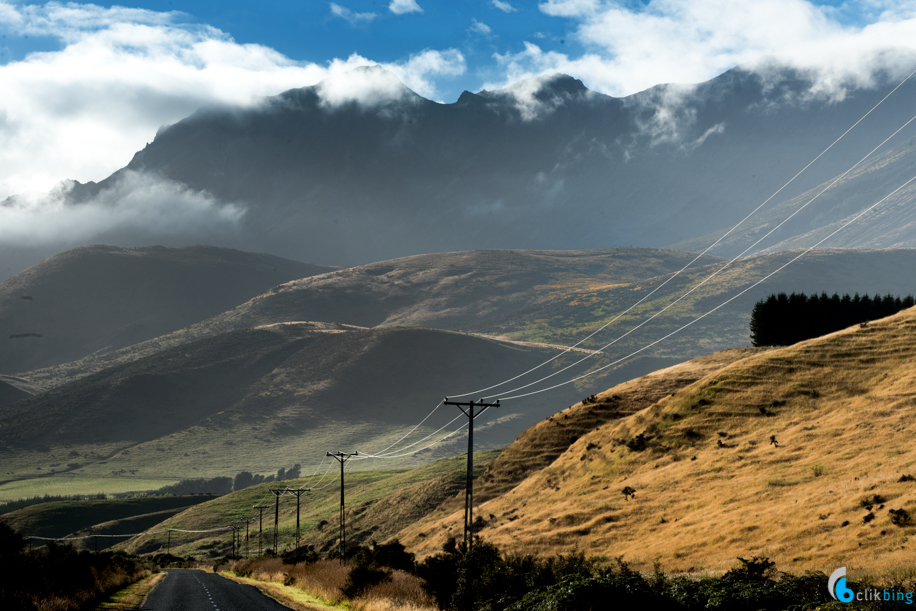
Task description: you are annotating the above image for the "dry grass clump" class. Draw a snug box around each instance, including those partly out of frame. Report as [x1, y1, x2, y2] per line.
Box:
[231, 558, 436, 610]
[232, 557, 349, 605]
[283, 559, 350, 604]
[351, 570, 437, 611]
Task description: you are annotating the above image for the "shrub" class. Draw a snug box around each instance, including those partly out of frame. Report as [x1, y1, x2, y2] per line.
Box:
[889, 508, 911, 526]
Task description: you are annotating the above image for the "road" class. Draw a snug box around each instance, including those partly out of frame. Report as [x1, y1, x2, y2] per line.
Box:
[143, 569, 293, 611]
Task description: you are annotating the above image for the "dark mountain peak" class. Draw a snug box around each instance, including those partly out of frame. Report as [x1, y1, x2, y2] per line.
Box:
[535, 73, 589, 97]
[480, 73, 591, 101]
[456, 90, 484, 104]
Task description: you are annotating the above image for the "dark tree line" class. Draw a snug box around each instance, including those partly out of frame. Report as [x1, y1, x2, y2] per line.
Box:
[750, 292, 915, 347]
[153, 464, 303, 496]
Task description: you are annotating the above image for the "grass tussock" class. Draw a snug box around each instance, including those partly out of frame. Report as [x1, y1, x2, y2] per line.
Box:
[350, 570, 437, 611]
[230, 541, 435, 611]
[232, 557, 349, 605]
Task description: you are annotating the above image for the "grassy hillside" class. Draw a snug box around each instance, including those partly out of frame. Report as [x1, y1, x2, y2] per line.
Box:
[397, 305, 916, 575]
[14, 247, 914, 401]
[0, 324, 637, 500]
[0, 245, 333, 375]
[109, 451, 501, 558]
[29, 247, 913, 393]
[13, 247, 719, 390]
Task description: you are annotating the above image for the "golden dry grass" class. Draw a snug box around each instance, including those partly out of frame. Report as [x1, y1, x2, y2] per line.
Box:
[350, 570, 437, 611]
[398, 307, 916, 581]
[230, 559, 435, 611]
[233, 558, 349, 604]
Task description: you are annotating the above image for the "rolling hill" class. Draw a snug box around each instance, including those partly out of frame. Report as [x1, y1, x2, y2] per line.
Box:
[9, 246, 718, 390]
[23, 246, 911, 392]
[0, 245, 333, 375]
[394, 304, 916, 575]
[0, 323, 637, 500]
[17, 302, 914, 577]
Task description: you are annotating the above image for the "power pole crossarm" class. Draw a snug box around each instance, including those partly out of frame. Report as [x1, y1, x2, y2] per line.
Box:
[444, 397, 499, 550]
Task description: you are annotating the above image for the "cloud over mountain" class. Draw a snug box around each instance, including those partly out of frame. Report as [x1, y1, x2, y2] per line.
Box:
[0, 171, 245, 245]
[492, 0, 916, 100]
[0, 2, 463, 199]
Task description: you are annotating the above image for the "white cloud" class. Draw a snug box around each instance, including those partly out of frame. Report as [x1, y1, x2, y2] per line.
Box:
[329, 2, 377, 25]
[469, 19, 493, 36]
[538, 0, 599, 18]
[0, 171, 245, 244]
[516, 0, 916, 100]
[490, 0, 519, 13]
[389, 0, 423, 15]
[387, 49, 466, 99]
[0, 2, 462, 199]
[318, 50, 465, 107]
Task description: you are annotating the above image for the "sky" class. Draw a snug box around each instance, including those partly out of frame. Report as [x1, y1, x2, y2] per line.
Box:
[2, 0, 916, 202]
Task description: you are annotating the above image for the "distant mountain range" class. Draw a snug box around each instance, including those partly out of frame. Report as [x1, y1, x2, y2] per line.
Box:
[5, 64, 916, 271]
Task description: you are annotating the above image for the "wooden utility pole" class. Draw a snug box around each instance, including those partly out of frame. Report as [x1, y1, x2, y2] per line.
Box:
[254, 503, 272, 556]
[444, 397, 499, 549]
[326, 451, 358, 561]
[240, 518, 255, 557]
[269, 488, 285, 552]
[285, 488, 311, 553]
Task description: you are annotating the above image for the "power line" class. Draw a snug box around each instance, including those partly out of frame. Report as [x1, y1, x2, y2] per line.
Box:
[479, 107, 916, 402]
[496, 172, 916, 401]
[442, 63, 916, 403]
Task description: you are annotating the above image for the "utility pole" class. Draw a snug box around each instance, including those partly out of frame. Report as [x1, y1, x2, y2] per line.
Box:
[285, 488, 311, 554]
[269, 488, 285, 553]
[167, 529, 171, 555]
[240, 518, 255, 557]
[326, 451, 358, 561]
[444, 397, 499, 550]
[255, 503, 272, 556]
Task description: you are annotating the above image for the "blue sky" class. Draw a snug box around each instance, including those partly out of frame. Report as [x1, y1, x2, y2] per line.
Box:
[2, 0, 916, 203]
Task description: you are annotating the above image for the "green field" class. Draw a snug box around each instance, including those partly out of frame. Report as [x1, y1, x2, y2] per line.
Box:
[0, 476, 182, 502]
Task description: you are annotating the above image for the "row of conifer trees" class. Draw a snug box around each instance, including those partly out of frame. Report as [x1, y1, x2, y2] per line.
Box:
[749, 292, 915, 346]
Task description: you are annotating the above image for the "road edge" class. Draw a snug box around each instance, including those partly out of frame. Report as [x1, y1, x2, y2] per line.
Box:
[219, 572, 341, 611]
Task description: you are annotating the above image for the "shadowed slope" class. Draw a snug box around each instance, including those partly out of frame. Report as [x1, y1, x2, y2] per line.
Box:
[0, 245, 333, 375]
[0, 324, 623, 489]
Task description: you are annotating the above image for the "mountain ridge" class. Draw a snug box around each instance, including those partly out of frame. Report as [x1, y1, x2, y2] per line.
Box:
[11, 65, 915, 268]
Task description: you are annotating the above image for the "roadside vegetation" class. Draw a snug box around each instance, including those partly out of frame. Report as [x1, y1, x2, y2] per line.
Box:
[0, 521, 152, 611]
[218, 536, 912, 610]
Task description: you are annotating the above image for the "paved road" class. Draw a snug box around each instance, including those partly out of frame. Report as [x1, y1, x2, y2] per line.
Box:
[143, 569, 292, 611]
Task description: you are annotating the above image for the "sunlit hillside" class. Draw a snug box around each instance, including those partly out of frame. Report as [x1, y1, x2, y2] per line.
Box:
[399, 305, 916, 576]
